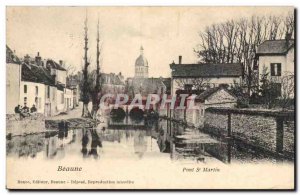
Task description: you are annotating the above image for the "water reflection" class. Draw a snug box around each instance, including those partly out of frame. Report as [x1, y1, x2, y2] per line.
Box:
[134, 131, 147, 159]
[89, 129, 102, 159]
[6, 116, 291, 164]
[81, 129, 89, 158]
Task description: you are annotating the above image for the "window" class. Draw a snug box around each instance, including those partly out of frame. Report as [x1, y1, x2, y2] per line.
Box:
[47, 86, 50, 98]
[35, 97, 38, 107]
[24, 97, 27, 105]
[270, 63, 282, 76]
[61, 93, 64, 104]
[24, 85, 27, 93]
[35, 86, 38, 96]
[38, 98, 42, 109]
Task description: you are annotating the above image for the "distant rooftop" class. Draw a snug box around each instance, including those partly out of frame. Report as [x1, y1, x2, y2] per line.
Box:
[6, 45, 20, 64]
[46, 59, 67, 71]
[22, 63, 55, 86]
[256, 39, 294, 56]
[170, 63, 243, 78]
[195, 87, 236, 102]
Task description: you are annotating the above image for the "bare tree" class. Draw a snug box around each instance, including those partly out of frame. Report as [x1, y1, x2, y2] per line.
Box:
[65, 64, 76, 76]
[194, 12, 294, 97]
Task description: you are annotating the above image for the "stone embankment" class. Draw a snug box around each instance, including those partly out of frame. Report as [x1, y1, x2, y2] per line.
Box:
[203, 107, 294, 158]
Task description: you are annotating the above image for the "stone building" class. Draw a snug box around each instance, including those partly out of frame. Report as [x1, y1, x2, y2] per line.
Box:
[7, 46, 75, 117]
[169, 56, 243, 95]
[21, 54, 57, 116]
[45, 59, 68, 113]
[172, 87, 237, 127]
[127, 46, 171, 98]
[128, 77, 170, 97]
[66, 74, 80, 108]
[187, 87, 237, 127]
[101, 72, 125, 95]
[6, 46, 22, 114]
[22, 53, 69, 115]
[256, 35, 294, 97]
[64, 88, 74, 111]
[90, 70, 125, 95]
[45, 59, 67, 85]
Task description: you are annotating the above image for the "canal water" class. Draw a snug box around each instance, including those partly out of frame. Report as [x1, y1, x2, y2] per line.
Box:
[6, 116, 292, 165]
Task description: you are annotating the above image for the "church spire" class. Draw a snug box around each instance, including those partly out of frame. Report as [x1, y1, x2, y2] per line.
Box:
[140, 45, 144, 55]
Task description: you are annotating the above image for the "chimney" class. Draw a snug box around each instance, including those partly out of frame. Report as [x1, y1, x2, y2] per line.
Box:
[285, 32, 292, 47]
[24, 54, 30, 64]
[179, 56, 182, 64]
[59, 60, 63, 67]
[35, 52, 42, 66]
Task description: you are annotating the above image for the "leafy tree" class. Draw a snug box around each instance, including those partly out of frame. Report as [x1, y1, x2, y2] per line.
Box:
[259, 67, 278, 109]
[280, 72, 294, 110]
[230, 80, 249, 108]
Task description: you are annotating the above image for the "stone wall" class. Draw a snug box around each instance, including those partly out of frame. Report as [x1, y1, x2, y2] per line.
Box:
[203, 112, 228, 136]
[203, 108, 294, 155]
[283, 121, 295, 153]
[231, 113, 277, 151]
[6, 113, 46, 136]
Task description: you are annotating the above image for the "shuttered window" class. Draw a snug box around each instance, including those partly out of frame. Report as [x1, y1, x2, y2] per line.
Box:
[24, 85, 27, 93]
[270, 63, 281, 76]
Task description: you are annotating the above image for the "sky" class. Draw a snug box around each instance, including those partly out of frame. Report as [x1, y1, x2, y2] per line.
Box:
[6, 7, 293, 78]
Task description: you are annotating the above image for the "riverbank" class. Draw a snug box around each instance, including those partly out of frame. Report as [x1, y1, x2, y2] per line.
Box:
[159, 108, 295, 160]
[6, 103, 97, 137]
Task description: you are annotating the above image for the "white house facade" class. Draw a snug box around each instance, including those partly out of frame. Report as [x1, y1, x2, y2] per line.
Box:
[169, 56, 243, 95]
[256, 37, 294, 97]
[7, 47, 76, 117]
[6, 46, 22, 114]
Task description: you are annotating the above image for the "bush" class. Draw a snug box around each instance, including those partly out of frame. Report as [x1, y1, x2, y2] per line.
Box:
[236, 99, 249, 108]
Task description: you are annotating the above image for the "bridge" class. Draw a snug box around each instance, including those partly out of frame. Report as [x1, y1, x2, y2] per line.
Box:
[99, 97, 159, 120]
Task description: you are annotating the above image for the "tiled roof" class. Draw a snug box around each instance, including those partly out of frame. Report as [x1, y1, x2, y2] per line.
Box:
[100, 72, 125, 85]
[132, 77, 166, 95]
[195, 87, 236, 102]
[162, 78, 171, 92]
[256, 39, 294, 55]
[46, 59, 66, 71]
[22, 63, 55, 86]
[170, 63, 243, 78]
[6, 45, 21, 64]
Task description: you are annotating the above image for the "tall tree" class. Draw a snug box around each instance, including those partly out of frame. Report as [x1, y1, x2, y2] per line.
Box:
[91, 19, 102, 119]
[81, 13, 91, 118]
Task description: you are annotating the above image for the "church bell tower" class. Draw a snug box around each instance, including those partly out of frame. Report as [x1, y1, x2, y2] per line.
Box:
[134, 46, 148, 78]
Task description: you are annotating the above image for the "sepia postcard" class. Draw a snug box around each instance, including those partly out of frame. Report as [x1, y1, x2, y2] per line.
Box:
[6, 6, 295, 190]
